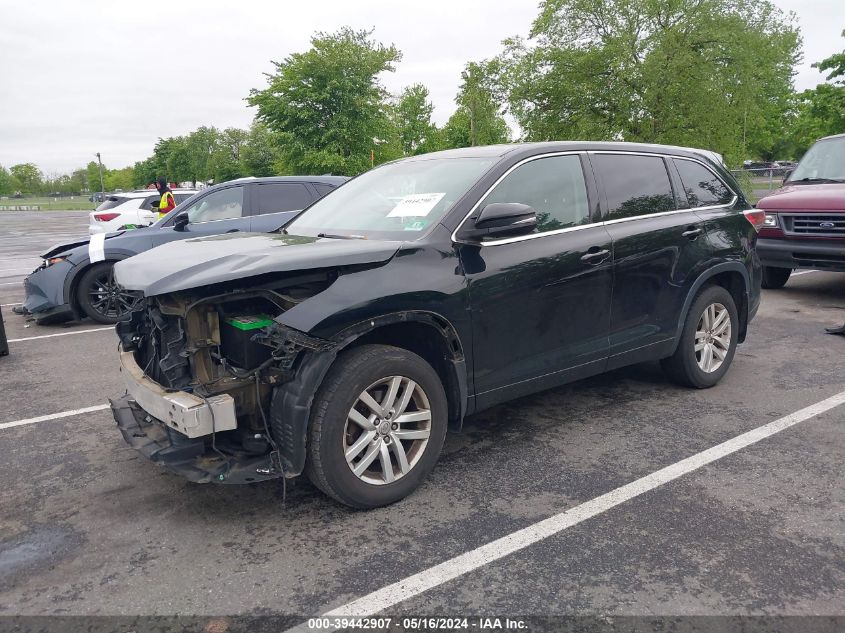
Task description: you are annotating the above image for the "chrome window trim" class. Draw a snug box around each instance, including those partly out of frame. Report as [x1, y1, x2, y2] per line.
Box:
[452, 149, 738, 247]
[601, 207, 706, 226]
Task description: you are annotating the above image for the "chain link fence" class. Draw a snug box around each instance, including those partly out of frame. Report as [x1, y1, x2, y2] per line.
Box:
[728, 167, 789, 204]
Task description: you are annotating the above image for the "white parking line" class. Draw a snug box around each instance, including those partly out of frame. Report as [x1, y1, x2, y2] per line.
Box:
[0, 404, 110, 431]
[1, 302, 22, 307]
[8, 327, 113, 342]
[285, 389, 845, 631]
[792, 270, 821, 276]
[0, 281, 22, 286]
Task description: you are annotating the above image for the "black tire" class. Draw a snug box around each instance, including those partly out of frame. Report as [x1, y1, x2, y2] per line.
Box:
[76, 262, 137, 324]
[305, 344, 448, 509]
[661, 285, 739, 389]
[761, 266, 791, 289]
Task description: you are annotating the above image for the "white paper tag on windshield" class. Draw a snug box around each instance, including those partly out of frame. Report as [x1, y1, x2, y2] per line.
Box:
[88, 233, 106, 263]
[387, 192, 445, 218]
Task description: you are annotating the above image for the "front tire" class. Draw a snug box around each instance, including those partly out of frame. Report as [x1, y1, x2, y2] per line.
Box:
[77, 262, 138, 324]
[661, 285, 739, 389]
[305, 344, 448, 508]
[761, 266, 791, 289]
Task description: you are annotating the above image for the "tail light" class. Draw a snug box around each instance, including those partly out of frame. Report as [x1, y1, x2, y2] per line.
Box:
[743, 209, 766, 232]
[94, 213, 120, 222]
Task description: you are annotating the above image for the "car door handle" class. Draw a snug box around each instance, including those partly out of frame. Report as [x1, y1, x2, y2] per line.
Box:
[226, 229, 241, 233]
[682, 227, 703, 240]
[580, 248, 611, 264]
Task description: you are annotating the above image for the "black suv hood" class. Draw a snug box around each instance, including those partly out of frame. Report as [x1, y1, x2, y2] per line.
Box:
[113, 232, 403, 297]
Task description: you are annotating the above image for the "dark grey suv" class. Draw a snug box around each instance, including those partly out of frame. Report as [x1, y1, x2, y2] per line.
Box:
[22, 176, 347, 324]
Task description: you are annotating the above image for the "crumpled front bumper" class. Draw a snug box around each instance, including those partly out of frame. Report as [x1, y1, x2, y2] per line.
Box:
[23, 261, 75, 322]
[111, 395, 282, 484]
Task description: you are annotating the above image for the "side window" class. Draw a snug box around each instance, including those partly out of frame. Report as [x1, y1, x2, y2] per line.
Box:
[254, 183, 314, 214]
[674, 159, 734, 207]
[141, 195, 159, 210]
[480, 155, 590, 234]
[174, 193, 193, 205]
[592, 154, 675, 219]
[185, 187, 244, 223]
[314, 183, 336, 198]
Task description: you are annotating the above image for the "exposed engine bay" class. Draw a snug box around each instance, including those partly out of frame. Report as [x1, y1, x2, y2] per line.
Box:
[112, 272, 338, 483]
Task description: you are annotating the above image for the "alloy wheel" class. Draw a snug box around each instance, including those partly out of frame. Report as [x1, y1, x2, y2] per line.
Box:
[343, 375, 432, 485]
[88, 267, 137, 320]
[695, 302, 732, 373]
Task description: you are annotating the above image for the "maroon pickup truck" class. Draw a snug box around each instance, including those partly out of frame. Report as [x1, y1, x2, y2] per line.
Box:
[756, 132, 845, 288]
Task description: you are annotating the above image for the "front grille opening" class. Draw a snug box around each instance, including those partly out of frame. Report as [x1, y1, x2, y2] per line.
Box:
[784, 214, 845, 237]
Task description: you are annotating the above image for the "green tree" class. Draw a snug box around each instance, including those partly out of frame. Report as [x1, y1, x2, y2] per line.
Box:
[240, 121, 281, 176]
[493, 0, 800, 165]
[184, 126, 220, 184]
[785, 30, 845, 156]
[70, 168, 88, 192]
[0, 165, 19, 195]
[86, 161, 104, 193]
[104, 166, 135, 191]
[248, 27, 402, 175]
[209, 127, 248, 183]
[394, 84, 441, 155]
[442, 62, 510, 149]
[10, 163, 43, 193]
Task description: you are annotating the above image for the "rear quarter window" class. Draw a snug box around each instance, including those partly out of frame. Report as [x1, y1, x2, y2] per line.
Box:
[674, 159, 734, 207]
[140, 195, 160, 210]
[96, 196, 132, 212]
[592, 154, 675, 220]
[314, 183, 336, 198]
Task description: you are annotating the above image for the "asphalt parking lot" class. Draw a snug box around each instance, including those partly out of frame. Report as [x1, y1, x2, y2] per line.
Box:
[1, 210, 844, 629]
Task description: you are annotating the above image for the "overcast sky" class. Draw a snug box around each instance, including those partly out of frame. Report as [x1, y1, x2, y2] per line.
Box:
[1, 0, 843, 174]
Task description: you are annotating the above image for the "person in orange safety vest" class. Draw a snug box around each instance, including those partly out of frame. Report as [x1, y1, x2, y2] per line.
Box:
[155, 177, 176, 218]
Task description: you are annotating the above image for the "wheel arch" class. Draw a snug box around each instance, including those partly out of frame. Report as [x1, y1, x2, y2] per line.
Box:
[269, 311, 469, 478]
[670, 262, 751, 355]
[65, 256, 129, 315]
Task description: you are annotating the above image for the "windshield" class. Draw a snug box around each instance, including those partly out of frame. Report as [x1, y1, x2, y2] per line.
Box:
[789, 137, 845, 182]
[285, 157, 496, 239]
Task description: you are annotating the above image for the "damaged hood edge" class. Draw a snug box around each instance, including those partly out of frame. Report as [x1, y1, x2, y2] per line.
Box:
[113, 232, 404, 296]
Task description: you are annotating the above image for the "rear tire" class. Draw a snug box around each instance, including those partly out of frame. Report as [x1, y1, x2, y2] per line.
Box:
[661, 285, 739, 389]
[761, 266, 791, 289]
[77, 262, 137, 324]
[305, 344, 448, 508]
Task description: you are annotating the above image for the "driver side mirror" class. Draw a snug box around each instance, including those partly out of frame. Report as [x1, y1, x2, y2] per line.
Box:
[173, 213, 189, 232]
[459, 203, 537, 241]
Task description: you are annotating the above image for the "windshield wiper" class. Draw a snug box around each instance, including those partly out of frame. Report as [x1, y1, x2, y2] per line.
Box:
[789, 177, 845, 184]
[317, 232, 366, 240]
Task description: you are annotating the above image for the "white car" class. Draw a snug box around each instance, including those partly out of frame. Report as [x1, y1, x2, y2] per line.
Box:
[88, 189, 198, 235]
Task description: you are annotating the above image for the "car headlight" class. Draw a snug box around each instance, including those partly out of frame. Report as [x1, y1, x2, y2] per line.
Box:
[763, 213, 778, 228]
[44, 256, 67, 267]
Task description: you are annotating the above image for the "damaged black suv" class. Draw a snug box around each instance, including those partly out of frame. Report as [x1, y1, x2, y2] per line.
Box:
[112, 142, 762, 508]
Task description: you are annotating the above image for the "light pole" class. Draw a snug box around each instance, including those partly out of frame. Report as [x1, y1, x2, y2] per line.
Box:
[95, 152, 106, 201]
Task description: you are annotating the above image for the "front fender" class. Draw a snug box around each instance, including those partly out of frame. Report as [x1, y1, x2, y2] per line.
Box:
[268, 310, 469, 478]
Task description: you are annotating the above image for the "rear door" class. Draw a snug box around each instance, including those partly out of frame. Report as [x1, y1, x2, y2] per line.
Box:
[590, 152, 709, 366]
[249, 182, 318, 232]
